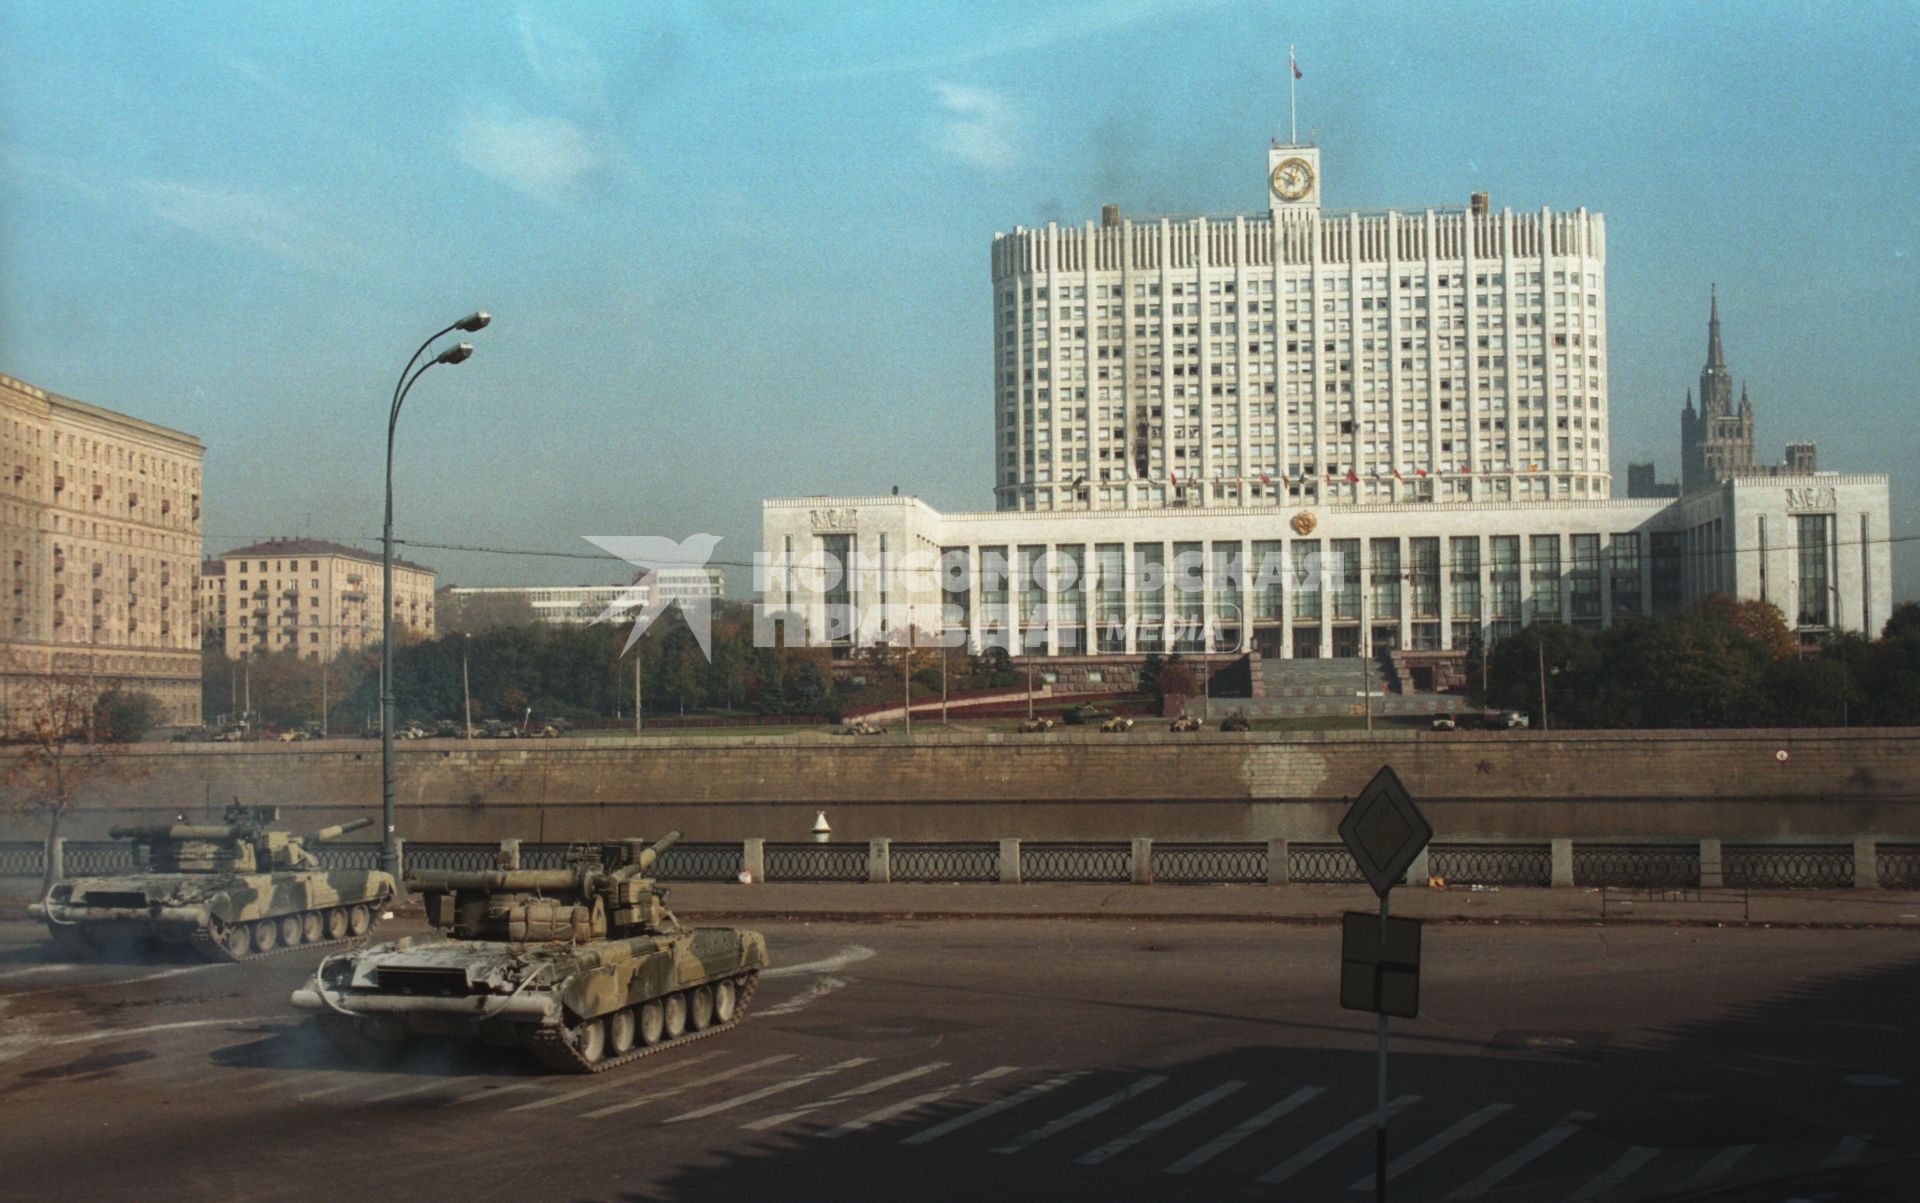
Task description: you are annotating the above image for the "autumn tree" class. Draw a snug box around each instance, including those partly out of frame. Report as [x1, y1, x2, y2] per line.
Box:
[2, 675, 145, 893]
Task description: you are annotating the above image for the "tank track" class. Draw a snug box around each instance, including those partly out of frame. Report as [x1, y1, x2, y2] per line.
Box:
[187, 896, 395, 964]
[527, 971, 760, 1074]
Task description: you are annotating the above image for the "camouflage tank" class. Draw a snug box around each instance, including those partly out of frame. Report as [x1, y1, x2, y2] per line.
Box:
[292, 831, 769, 1073]
[28, 804, 395, 961]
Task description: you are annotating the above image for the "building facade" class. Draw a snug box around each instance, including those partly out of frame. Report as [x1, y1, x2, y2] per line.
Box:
[199, 538, 435, 659]
[993, 142, 1610, 513]
[440, 570, 724, 629]
[1, 373, 204, 728]
[1681, 289, 1817, 492]
[762, 475, 1891, 660]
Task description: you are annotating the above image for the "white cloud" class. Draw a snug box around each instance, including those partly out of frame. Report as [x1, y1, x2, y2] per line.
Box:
[932, 83, 1021, 171]
[455, 112, 607, 204]
[131, 179, 372, 275]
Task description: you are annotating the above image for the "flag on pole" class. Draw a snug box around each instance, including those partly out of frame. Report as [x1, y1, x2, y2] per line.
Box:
[1291, 51, 1302, 80]
[1393, 468, 1404, 481]
[1415, 468, 1428, 478]
[1259, 471, 1272, 486]
[1170, 471, 1180, 488]
[1346, 469, 1359, 483]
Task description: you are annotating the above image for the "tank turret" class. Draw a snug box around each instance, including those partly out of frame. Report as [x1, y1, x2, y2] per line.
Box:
[407, 832, 682, 944]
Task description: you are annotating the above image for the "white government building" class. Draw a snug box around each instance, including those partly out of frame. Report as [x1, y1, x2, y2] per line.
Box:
[759, 140, 1891, 669]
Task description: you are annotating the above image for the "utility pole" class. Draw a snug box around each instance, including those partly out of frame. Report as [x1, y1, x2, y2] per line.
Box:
[941, 647, 949, 725]
[462, 634, 473, 740]
[1026, 657, 1035, 719]
[634, 651, 644, 735]
[1537, 639, 1549, 732]
[903, 628, 913, 736]
[1362, 584, 1373, 733]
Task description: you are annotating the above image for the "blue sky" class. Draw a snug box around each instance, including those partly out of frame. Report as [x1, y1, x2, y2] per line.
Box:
[2, 1, 1916, 600]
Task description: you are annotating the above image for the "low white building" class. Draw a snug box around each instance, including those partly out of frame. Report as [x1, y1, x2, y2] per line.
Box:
[444, 569, 724, 627]
[759, 473, 1891, 661]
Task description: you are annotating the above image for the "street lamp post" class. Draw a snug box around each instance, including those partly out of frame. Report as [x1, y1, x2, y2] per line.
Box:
[462, 633, 473, 741]
[382, 311, 489, 878]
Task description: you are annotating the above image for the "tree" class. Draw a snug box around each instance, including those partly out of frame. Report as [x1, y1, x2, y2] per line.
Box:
[93, 689, 161, 743]
[437, 590, 538, 633]
[2, 676, 144, 892]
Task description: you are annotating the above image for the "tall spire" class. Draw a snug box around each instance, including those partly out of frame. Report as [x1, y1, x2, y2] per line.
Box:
[1706, 284, 1724, 370]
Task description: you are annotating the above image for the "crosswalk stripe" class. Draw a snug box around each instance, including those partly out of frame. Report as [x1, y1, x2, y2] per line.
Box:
[448, 1082, 542, 1106]
[1568, 1146, 1657, 1201]
[507, 1051, 726, 1113]
[1447, 1110, 1596, 1200]
[666, 1058, 872, 1124]
[1165, 1086, 1324, 1175]
[1824, 1134, 1870, 1167]
[901, 1070, 1082, 1146]
[991, 1074, 1168, 1155]
[1256, 1095, 1421, 1185]
[362, 1079, 454, 1104]
[1686, 1144, 1754, 1185]
[1349, 1102, 1514, 1190]
[823, 1067, 1019, 1139]
[582, 1054, 795, 1120]
[743, 1061, 950, 1132]
[1076, 1081, 1245, 1166]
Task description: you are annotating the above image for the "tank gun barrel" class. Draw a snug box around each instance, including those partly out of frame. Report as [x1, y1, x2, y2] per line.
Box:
[405, 868, 584, 894]
[304, 817, 374, 842]
[109, 823, 246, 842]
[614, 831, 681, 881]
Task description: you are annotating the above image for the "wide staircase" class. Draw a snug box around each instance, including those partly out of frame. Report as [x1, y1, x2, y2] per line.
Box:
[1231, 656, 1460, 719]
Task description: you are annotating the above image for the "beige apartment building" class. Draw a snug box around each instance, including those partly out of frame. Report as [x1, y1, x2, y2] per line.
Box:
[1, 372, 204, 729]
[200, 538, 435, 659]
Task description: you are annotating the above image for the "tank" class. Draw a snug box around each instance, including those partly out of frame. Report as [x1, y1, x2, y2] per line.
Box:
[292, 831, 769, 1074]
[28, 804, 396, 961]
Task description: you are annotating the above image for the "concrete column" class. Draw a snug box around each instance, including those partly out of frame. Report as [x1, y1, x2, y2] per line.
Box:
[1853, 838, 1878, 891]
[1267, 837, 1290, 885]
[1407, 846, 1430, 886]
[1550, 838, 1574, 888]
[48, 837, 64, 883]
[742, 838, 765, 885]
[869, 837, 892, 885]
[393, 838, 407, 885]
[999, 838, 1022, 885]
[1131, 837, 1153, 885]
[498, 838, 521, 870]
[1699, 838, 1723, 889]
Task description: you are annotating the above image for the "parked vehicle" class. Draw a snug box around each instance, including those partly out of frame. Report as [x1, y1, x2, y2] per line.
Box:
[1430, 714, 1458, 731]
[1219, 711, 1252, 733]
[1499, 710, 1531, 730]
[832, 720, 885, 736]
[1169, 715, 1203, 733]
[1061, 703, 1113, 726]
[1099, 716, 1135, 733]
[1017, 717, 1055, 733]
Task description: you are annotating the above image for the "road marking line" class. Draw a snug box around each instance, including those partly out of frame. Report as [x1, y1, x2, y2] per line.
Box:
[447, 1082, 544, 1106]
[991, 1074, 1167, 1155]
[901, 1070, 1080, 1146]
[1687, 1144, 1754, 1185]
[1568, 1146, 1657, 1201]
[667, 1057, 873, 1124]
[1446, 1109, 1596, 1200]
[362, 1079, 452, 1104]
[1165, 1086, 1324, 1175]
[1077, 1080, 1246, 1166]
[1257, 1095, 1421, 1184]
[48, 1015, 279, 1046]
[825, 1066, 1020, 1140]
[743, 1061, 950, 1131]
[506, 1051, 725, 1113]
[763, 946, 876, 978]
[294, 1079, 367, 1101]
[1349, 1102, 1514, 1190]
[1825, 1133, 1871, 1166]
[583, 1054, 796, 1120]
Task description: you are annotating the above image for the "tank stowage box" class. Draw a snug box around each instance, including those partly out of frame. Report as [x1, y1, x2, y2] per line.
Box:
[292, 831, 770, 1073]
[28, 804, 395, 961]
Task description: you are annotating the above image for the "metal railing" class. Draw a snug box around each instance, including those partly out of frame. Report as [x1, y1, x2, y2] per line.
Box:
[63, 841, 135, 876]
[399, 843, 502, 874]
[0, 842, 44, 878]
[1289, 843, 1365, 884]
[1152, 843, 1266, 884]
[1431, 843, 1552, 888]
[1021, 842, 1131, 883]
[312, 844, 382, 871]
[765, 843, 866, 883]
[1574, 844, 1700, 889]
[893, 843, 999, 883]
[1879, 845, 1920, 889]
[1725, 844, 1854, 890]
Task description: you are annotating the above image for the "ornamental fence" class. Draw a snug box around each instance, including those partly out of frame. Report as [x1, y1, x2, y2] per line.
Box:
[8, 836, 1916, 890]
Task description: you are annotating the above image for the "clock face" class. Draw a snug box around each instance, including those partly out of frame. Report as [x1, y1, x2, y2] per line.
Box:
[1270, 157, 1314, 202]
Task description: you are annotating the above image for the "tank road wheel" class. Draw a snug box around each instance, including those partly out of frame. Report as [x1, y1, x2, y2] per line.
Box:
[638, 1000, 665, 1046]
[301, 912, 323, 944]
[662, 992, 688, 1040]
[323, 907, 349, 941]
[278, 914, 304, 947]
[251, 919, 278, 954]
[712, 979, 738, 1025]
[347, 904, 371, 938]
[569, 1018, 606, 1064]
[689, 985, 714, 1032]
[218, 921, 251, 959]
[607, 1008, 637, 1055]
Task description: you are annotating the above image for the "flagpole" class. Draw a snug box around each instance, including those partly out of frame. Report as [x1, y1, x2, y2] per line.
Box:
[1289, 43, 1297, 145]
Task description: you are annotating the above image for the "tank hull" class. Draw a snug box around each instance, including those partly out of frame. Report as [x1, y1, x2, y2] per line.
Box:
[294, 926, 769, 1072]
[30, 869, 396, 961]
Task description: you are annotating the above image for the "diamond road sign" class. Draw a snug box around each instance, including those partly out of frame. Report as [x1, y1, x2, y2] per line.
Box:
[1338, 765, 1433, 898]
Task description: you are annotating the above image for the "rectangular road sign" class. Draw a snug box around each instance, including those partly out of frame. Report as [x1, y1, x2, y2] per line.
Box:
[1339, 911, 1422, 1019]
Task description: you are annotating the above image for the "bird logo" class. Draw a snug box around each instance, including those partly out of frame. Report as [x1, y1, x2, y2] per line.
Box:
[582, 534, 724, 659]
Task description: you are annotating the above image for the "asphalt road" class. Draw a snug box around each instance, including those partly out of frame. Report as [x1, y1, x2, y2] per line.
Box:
[0, 917, 1914, 1202]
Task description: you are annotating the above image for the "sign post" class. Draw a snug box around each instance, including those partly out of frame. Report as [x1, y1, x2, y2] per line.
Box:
[1338, 765, 1432, 1203]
